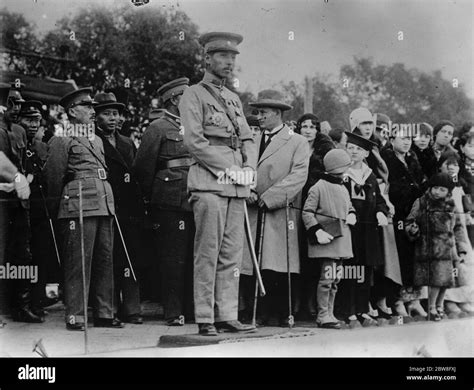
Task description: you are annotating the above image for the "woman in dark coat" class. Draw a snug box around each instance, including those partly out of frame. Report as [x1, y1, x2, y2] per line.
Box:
[411, 122, 437, 181]
[295, 113, 335, 319]
[381, 132, 425, 317]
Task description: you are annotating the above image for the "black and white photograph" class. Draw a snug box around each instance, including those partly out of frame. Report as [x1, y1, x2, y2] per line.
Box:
[0, 0, 473, 385]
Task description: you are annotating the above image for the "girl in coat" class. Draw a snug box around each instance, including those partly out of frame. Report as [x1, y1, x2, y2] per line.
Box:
[335, 132, 389, 327]
[405, 173, 469, 320]
[412, 122, 437, 181]
[302, 149, 356, 329]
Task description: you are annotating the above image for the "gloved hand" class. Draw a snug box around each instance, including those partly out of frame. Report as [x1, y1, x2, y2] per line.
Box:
[376, 212, 388, 226]
[316, 229, 334, 244]
[13, 173, 31, 200]
[346, 213, 357, 226]
[257, 197, 267, 210]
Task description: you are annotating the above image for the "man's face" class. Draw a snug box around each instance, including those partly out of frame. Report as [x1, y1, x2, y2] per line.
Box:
[70, 102, 95, 125]
[96, 108, 119, 134]
[6, 99, 22, 122]
[207, 51, 236, 79]
[358, 121, 374, 139]
[256, 108, 281, 131]
[117, 112, 125, 131]
[19, 116, 41, 140]
[346, 143, 369, 163]
[249, 125, 260, 139]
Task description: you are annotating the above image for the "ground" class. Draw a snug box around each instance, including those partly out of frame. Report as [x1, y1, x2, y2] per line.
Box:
[0, 302, 473, 357]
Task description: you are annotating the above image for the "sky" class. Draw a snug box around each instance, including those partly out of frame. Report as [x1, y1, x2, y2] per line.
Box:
[2, 0, 473, 97]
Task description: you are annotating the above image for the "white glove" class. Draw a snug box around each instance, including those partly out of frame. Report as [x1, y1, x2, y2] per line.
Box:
[316, 229, 334, 244]
[376, 212, 388, 226]
[13, 173, 31, 200]
[346, 213, 357, 226]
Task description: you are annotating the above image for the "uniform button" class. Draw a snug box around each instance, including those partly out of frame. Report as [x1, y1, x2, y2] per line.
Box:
[165, 177, 169, 181]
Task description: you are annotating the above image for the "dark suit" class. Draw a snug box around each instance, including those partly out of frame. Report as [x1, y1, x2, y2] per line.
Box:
[0, 116, 32, 317]
[97, 129, 144, 319]
[43, 131, 115, 325]
[134, 111, 195, 320]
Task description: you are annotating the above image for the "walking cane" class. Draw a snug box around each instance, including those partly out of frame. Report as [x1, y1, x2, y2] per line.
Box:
[285, 195, 294, 328]
[78, 182, 89, 355]
[243, 202, 266, 297]
[38, 184, 61, 266]
[113, 214, 137, 283]
[251, 208, 266, 327]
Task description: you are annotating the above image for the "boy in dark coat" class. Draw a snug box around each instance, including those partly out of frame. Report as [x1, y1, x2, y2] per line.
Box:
[335, 132, 389, 326]
[405, 173, 469, 321]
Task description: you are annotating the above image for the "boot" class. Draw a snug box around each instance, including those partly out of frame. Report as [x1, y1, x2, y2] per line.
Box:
[328, 283, 339, 323]
[407, 299, 428, 318]
[14, 287, 44, 323]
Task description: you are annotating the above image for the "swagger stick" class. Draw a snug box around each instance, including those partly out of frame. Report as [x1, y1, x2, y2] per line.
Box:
[252, 208, 266, 327]
[78, 182, 89, 354]
[243, 202, 266, 297]
[39, 184, 61, 266]
[286, 195, 294, 328]
[113, 214, 137, 283]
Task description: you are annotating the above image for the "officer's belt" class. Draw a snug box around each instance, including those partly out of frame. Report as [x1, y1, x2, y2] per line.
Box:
[157, 157, 195, 170]
[65, 169, 107, 183]
[206, 135, 241, 150]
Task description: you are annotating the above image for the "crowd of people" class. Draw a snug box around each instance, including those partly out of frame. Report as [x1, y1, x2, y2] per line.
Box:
[0, 30, 473, 337]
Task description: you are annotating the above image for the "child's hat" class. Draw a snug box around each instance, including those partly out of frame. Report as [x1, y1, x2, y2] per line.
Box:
[429, 172, 455, 191]
[323, 149, 352, 174]
[349, 107, 374, 131]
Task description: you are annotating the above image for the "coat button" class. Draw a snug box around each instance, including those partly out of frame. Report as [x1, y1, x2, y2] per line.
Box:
[165, 177, 169, 181]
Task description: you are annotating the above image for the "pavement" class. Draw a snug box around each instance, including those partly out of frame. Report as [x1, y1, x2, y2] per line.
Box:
[0, 301, 473, 357]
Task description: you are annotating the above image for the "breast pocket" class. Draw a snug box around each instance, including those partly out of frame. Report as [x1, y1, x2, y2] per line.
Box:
[204, 103, 227, 128]
[164, 131, 185, 156]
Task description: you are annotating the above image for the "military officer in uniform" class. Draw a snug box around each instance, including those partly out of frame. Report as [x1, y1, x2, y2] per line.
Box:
[134, 77, 195, 326]
[0, 86, 41, 323]
[94, 91, 144, 324]
[18, 100, 60, 317]
[43, 87, 122, 330]
[179, 32, 258, 335]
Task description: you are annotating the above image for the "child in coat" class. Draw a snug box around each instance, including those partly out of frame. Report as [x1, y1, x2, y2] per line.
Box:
[302, 149, 356, 328]
[405, 173, 470, 321]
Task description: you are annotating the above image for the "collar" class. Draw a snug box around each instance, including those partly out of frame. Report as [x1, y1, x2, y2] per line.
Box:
[164, 110, 181, 124]
[264, 124, 284, 136]
[203, 71, 226, 89]
[346, 163, 373, 185]
[321, 173, 344, 185]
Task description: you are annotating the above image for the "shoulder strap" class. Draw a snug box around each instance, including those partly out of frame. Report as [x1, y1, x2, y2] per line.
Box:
[73, 137, 108, 171]
[199, 82, 241, 136]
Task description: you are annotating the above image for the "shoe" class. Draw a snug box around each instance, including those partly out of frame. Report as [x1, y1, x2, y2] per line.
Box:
[407, 300, 428, 318]
[94, 317, 124, 328]
[392, 301, 409, 317]
[66, 322, 85, 331]
[166, 315, 185, 326]
[123, 314, 143, 324]
[13, 308, 44, 323]
[198, 323, 218, 336]
[429, 310, 441, 322]
[317, 320, 341, 329]
[374, 306, 393, 320]
[215, 320, 256, 333]
[436, 306, 445, 319]
[356, 313, 378, 327]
